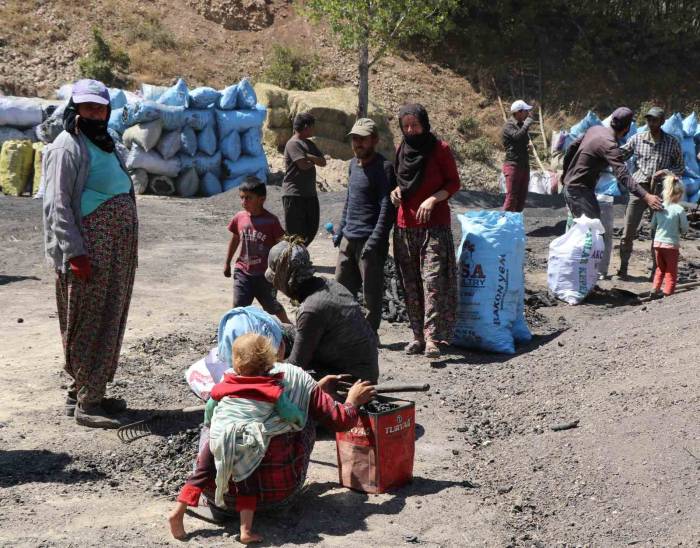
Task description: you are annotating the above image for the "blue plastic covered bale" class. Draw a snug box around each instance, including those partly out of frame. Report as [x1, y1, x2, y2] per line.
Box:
[189, 87, 221, 109]
[194, 150, 222, 177]
[236, 78, 257, 109]
[682, 176, 700, 198]
[222, 174, 246, 192]
[682, 112, 698, 138]
[595, 171, 622, 197]
[181, 126, 197, 156]
[453, 211, 530, 354]
[241, 127, 264, 156]
[178, 153, 195, 170]
[570, 111, 602, 139]
[197, 124, 217, 155]
[220, 130, 242, 162]
[122, 101, 187, 130]
[187, 108, 216, 131]
[158, 78, 189, 107]
[109, 88, 127, 110]
[201, 172, 222, 196]
[218, 85, 238, 110]
[215, 105, 267, 139]
[141, 83, 168, 101]
[108, 108, 126, 134]
[223, 154, 268, 180]
[662, 113, 684, 144]
[255, 167, 268, 183]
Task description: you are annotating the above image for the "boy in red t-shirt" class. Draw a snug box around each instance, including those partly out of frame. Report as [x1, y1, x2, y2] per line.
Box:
[224, 177, 290, 323]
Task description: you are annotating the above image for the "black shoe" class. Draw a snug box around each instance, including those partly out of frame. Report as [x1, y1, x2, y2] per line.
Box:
[616, 269, 629, 280]
[75, 404, 122, 429]
[65, 396, 126, 417]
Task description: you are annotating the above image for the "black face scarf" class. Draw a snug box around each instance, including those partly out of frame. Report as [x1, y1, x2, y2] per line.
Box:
[63, 98, 115, 153]
[395, 103, 438, 201]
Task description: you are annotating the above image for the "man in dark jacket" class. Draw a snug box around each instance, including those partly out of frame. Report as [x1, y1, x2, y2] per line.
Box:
[563, 107, 663, 220]
[334, 118, 396, 332]
[501, 100, 534, 212]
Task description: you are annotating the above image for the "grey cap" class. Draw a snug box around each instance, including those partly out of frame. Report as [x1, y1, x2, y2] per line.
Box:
[348, 118, 377, 137]
[645, 106, 665, 120]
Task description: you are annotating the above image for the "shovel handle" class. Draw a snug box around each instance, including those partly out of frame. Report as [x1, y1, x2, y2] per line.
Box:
[337, 381, 430, 394]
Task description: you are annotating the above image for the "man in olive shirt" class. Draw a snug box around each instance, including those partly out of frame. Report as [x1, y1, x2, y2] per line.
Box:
[282, 113, 327, 246]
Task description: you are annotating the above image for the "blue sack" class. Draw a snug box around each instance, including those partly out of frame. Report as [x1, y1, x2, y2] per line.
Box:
[218, 85, 239, 110]
[158, 78, 189, 107]
[682, 176, 700, 199]
[241, 127, 264, 156]
[197, 124, 217, 155]
[178, 153, 195, 170]
[236, 78, 257, 109]
[255, 167, 268, 183]
[186, 108, 215, 131]
[662, 113, 684, 144]
[108, 108, 126, 134]
[682, 113, 698, 138]
[189, 87, 221, 109]
[109, 88, 127, 110]
[223, 154, 268, 180]
[222, 174, 246, 192]
[180, 126, 197, 156]
[220, 130, 242, 162]
[595, 170, 621, 197]
[215, 105, 267, 139]
[141, 83, 168, 101]
[201, 172, 222, 196]
[122, 101, 187, 130]
[570, 111, 602, 139]
[194, 151, 222, 177]
[453, 211, 530, 354]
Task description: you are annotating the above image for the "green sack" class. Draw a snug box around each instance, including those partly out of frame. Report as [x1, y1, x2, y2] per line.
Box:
[0, 139, 34, 196]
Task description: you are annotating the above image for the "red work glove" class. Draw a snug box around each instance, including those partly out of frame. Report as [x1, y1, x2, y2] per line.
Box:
[69, 255, 92, 282]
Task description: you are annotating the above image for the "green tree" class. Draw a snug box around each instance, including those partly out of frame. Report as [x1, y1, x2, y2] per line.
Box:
[78, 28, 130, 87]
[304, 0, 457, 116]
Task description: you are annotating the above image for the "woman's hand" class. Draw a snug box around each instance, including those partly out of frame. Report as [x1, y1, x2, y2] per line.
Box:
[390, 187, 402, 207]
[416, 196, 437, 224]
[317, 374, 353, 397]
[345, 380, 377, 407]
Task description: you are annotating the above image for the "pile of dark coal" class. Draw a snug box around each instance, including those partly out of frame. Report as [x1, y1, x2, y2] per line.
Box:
[381, 257, 409, 323]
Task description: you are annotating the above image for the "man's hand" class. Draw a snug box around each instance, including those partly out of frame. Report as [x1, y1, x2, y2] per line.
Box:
[68, 255, 91, 282]
[652, 169, 668, 181]
[361, 242, 375, 259]
[332, 232, 342, 248]
[643, 193, 663, 210]
[345, 380, 377, 407]
[390, 187, 402, 207]
[223, 264, 232, 278]
[416, 196, 437, 224]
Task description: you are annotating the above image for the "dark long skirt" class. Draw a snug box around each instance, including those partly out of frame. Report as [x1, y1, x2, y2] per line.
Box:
[55, 194, 138, 406]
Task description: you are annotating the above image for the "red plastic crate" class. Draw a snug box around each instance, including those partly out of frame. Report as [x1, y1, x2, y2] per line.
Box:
[336, 396, 415, 494]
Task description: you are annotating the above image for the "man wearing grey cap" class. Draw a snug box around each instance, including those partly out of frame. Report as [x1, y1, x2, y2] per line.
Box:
[563, 107, 663, 220]
[334, 118, 396, 332]
[616, 106, 684, 279]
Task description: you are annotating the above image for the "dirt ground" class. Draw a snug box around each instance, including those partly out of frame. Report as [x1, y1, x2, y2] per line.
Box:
[1, 187, 699, 547]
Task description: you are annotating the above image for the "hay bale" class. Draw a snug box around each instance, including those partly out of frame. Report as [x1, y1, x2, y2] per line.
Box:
[266, 106, 291, 128]
[288, 88, 357, 127]
[262, 127, 292, 150]
[314, 120, 350, 143]
[311, 136, 353, 161]
[254, 83, 289, 108]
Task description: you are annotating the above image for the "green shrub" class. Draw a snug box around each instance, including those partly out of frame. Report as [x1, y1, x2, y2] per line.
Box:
[463, 136, 494, 163]
[261, 45, 319, 91]
[126, 16, 177, 50]
[457, 115, 480, 140]
[78, 28, 130, 87]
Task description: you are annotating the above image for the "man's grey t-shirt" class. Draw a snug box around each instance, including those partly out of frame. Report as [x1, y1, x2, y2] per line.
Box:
[282, 136, 324, 197]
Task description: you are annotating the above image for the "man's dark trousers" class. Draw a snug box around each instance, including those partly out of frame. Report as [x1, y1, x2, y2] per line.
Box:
[335, 237, 387, 331]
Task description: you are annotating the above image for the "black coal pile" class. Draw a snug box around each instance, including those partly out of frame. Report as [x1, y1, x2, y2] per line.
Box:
[678, 260, 700, 284]
[381, 257, 409, 323]
[363, 400, 398, 414]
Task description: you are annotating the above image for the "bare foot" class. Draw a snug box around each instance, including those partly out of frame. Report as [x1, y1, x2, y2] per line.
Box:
[239, 530, 263, 544]
[168, 505, 187, 541]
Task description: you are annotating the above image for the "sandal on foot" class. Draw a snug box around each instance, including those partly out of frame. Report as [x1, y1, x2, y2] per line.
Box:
[424, 342, 441, 359]
[405, 340, 425, 355]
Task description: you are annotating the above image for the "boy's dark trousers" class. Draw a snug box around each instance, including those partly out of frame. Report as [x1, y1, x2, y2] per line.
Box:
[335, 237, 387, 332]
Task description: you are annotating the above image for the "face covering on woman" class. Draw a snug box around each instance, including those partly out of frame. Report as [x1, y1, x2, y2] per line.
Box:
[63, 98, 115, 153]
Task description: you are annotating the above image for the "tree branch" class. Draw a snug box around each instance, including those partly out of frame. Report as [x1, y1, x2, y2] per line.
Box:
[368, 11, 407, 67]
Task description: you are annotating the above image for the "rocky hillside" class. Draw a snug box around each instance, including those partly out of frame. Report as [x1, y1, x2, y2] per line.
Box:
[0, 0, 572, 190]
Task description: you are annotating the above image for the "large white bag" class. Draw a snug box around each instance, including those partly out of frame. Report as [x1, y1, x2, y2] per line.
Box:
[126, 144, 181, 177]
[547, 215, 605, 305]
[0, 97, 43, 128]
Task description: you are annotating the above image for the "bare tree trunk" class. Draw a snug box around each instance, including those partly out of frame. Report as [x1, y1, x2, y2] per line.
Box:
[358, 40, 369, 118]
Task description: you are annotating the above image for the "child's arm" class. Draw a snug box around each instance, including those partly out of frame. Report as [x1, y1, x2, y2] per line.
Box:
[680, 210, 689, 236]
[224, 233, 240, 277]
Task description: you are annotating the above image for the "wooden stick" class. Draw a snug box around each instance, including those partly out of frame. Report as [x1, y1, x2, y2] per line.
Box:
[539, 105, 548, 151]
[491, 77, 507, 122]
[530, 138, 546, 172]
